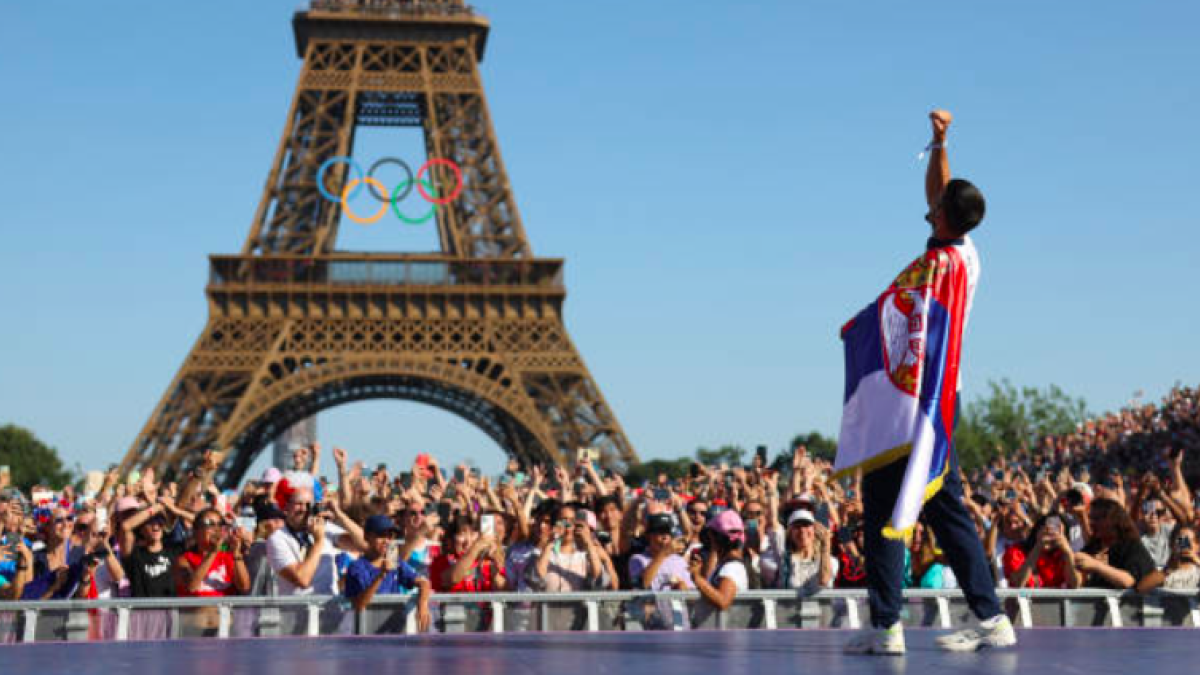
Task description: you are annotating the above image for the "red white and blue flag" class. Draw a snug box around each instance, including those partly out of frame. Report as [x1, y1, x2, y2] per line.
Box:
[834, 246, 969, 539]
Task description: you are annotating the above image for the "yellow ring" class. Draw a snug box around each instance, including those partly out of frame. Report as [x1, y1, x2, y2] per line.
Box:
[341, 177, 389, 224]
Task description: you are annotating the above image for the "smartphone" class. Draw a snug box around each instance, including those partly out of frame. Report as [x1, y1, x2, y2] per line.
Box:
[481, 514, 496, 538]
[387, 540, 401, 567]
[514, 471, 527, 486]
[400, 472, 413, 490]
[1004, 489, 1017, 502]
[846, 489, 857, 500]
[1178, 534, 1193, 551]
[236, 515, 256, 532]
[689, 463, 701, 479]
[653, 488, 670, 502]
[437, 502, 453, 522]
[755, 445, 768, 464]
[454, 467, 467, 483]
[0, 465, 9, 475]
[837, 527, 854, 544]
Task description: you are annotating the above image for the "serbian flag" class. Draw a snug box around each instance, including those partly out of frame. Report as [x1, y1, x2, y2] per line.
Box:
[834, 245, 969, 540]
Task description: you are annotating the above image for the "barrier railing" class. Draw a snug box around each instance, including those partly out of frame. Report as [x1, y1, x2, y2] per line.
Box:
[2, 589, 1198, 643]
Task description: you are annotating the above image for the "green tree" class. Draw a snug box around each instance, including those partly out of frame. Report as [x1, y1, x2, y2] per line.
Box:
[0, 424, 76, 491]
[695, 444, 745, 467]
[789, 431, 838, 462]
[955, 380, 1088, 469]
[624, 457, 693, 485]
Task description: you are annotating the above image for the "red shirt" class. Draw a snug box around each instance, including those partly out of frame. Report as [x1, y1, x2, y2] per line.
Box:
[176, 550, 238, 597]
[430, 552, 503, 593]
[1002, 543, 1070, 589]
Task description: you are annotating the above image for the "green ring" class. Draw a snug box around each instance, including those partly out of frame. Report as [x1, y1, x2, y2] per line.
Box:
[390, 178, 438, 225]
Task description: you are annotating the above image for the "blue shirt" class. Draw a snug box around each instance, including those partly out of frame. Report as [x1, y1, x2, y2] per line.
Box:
[343, 557, 421, 600]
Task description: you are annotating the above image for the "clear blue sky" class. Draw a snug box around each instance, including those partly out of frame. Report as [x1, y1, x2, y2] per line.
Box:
[1, 1, 1197, 479]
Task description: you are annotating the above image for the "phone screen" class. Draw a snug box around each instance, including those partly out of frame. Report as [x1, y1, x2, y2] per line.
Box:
[481, 514, 496, 538]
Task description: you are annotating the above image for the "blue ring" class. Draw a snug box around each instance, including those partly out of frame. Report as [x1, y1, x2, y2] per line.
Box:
[316, 156, 364, 203]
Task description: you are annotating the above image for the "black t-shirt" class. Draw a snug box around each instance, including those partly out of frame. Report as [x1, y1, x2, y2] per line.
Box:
[122, 545, 183, 598]
[1082, 539, 1156, 589]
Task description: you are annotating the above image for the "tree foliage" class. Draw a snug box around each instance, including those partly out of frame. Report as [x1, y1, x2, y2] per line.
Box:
[694, 444, 746, 467]
[0, 424, 76, 491]
[955, 379, 1088, 469]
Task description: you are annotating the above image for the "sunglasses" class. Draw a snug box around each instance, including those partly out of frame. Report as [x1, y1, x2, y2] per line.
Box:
[687, 509, 708, 516]
[54, 516, 75, 525]
[744, 511, 763, 518]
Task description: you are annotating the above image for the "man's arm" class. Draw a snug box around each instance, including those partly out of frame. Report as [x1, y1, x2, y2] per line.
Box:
[925, 110, 952, 207]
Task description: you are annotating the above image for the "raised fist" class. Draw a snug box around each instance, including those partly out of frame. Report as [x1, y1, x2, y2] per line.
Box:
[930, 110, 952, 142]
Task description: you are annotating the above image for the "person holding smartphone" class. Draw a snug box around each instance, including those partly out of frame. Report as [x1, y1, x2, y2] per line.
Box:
[1004, 513, 1081, 589]
[175, 508, 251, 597]
[1136, 525, 1200, 592]
[344, 515, 432, 630]
[528, 505, 606, 592]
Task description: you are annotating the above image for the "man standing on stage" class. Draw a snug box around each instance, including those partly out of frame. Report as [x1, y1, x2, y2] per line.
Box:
[838, 111, 1017, 655]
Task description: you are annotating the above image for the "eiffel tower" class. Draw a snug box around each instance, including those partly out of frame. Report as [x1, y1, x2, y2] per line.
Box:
[119, 0, 636, 486]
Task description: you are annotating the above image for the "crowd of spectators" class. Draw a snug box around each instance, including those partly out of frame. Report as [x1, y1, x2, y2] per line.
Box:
[1, 386, 1197, 633]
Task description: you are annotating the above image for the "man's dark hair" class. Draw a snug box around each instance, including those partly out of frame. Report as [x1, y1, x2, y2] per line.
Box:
[941, 178, 986, 236]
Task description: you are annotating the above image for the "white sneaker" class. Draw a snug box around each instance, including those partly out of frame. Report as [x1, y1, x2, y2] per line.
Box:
[843, 622, 906, 655]
[936, 614, 1018, 652]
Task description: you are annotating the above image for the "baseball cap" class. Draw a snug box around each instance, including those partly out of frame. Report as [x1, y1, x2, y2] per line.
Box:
[646, 513, 674, 535]
[707, 510, 745, 542]
[575, 509, 598, 531]
[363, 514, 398, 536]
[114, 497, 142, 514]
[787, 509, 816, 528]
[261, 467, 283, 484]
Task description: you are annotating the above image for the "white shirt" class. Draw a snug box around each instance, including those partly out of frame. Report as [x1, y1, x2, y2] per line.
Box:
[948, 235, 981, 392]
[266, 528, 339, 596]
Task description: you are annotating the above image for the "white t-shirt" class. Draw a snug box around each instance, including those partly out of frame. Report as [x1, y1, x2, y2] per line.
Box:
[691, 559, 748, 628]
[266, 528, 339, 596]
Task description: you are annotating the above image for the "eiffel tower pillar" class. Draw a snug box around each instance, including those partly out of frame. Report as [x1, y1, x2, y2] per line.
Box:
[119, 0, 637, 487]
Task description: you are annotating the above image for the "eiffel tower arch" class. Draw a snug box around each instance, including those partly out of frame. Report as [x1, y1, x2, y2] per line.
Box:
[119, 0, 637, 486]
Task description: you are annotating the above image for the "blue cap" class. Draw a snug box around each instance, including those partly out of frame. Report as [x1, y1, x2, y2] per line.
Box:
[363, 514, 398, 536]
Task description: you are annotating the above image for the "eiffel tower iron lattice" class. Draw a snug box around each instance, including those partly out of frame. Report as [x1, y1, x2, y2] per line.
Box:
[119, 0, 637, 486]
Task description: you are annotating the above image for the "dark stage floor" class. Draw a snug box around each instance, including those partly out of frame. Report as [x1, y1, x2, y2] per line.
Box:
[4, 629, 1197, 675]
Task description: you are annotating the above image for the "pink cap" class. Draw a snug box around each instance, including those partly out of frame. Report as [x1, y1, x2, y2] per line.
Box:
[708, 510, 745, 543]
[115, 497, 141, 514]
[576, 509, 598, 531]
[261, 467, 283, 484]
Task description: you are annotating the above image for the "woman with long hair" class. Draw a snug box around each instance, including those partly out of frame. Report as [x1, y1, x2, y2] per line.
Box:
[174, 508, 250, 597]
[1074, 498, 1155, 589]
[429, 515, 507, 593]
[1004, 512, 1080, 589]
[689, 510, 749, 628]
[1136, 524, 1200, 592]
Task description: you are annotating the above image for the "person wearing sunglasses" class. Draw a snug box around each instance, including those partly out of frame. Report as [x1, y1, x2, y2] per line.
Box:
[174, 508, 251, 597]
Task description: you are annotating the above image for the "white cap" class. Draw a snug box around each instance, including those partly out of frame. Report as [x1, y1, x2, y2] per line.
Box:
[787, 509, 816, 527]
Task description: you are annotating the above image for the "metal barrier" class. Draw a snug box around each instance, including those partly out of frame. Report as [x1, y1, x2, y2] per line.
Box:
[2, 589, 1197, 643]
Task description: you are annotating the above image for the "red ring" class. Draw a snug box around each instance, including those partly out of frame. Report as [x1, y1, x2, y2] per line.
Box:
[416, 158, 464, 205]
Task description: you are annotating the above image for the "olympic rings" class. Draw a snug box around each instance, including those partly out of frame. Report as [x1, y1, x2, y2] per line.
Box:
[416, 158, 464, 205]
[316, 156, 462, 226]
[391, 179, 439, 225]
[317, 156, 363, 203]
[367, 157, 414, 203]
[340, 177, 391, 224]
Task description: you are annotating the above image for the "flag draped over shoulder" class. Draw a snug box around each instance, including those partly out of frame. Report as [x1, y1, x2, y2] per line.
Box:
[834, 245, 969, 540]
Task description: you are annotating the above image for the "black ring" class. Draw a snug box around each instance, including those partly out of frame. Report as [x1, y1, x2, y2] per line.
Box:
[366, 157, 415, 203]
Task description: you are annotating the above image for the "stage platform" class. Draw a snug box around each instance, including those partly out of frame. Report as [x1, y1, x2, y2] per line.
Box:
[4, 628, 1196, 675]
